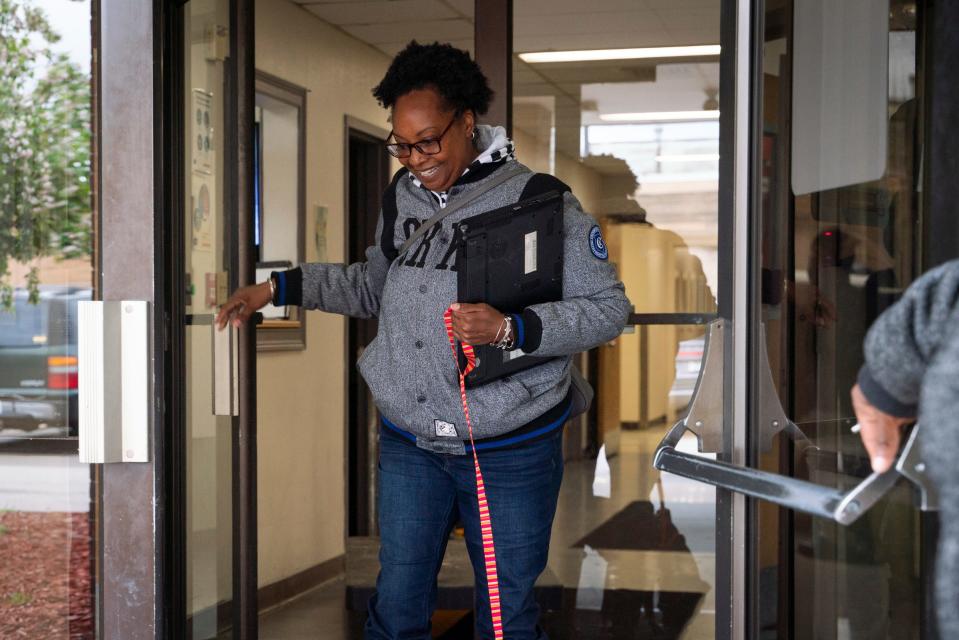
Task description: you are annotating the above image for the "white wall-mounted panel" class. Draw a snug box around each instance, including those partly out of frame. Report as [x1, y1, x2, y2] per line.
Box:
[78, 301, 151, 463]
[791, 0, 888, 195]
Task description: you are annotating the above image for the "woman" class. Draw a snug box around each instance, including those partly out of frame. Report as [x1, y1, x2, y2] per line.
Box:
[217, 41, 630, 639]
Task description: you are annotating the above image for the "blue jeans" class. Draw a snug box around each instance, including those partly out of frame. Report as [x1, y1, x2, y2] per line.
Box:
[365, 428, 564, 640]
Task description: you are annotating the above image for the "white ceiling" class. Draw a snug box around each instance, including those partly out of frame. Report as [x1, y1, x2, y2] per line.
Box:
[292, 0, 720, 57]
[290, 0, 721, 121]
[293, 0, 475, 57]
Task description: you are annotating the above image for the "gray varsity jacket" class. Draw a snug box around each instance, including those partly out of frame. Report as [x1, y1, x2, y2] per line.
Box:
[856, 260, 959, 418]
[856, 259, 959, 636]
[278, 126, 630, 454]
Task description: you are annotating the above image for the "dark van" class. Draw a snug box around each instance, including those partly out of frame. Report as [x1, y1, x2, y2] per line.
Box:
[0, 286, 91, 438]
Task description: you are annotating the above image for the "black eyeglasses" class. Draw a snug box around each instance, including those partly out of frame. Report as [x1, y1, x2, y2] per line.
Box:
[385, 116, 457, 159]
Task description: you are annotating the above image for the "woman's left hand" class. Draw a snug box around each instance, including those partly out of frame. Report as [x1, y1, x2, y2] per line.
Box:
[450, 302, 507, 345]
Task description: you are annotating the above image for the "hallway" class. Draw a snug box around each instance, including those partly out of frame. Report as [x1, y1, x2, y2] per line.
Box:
[259, 427, 716, 639]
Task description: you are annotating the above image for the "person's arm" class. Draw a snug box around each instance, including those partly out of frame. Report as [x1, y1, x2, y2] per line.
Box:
[216, 211, 394, 329]
[275, 213, 393, 319]
[854, 259, 959, 470]
[514, 191, 631, 356]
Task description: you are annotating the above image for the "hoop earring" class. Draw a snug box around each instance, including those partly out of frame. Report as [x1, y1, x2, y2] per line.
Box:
[471, 129, 477, 141]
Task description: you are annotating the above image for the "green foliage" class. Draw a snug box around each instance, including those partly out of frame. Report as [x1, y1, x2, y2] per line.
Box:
[8, 591, 32, 606]
[0, 524, 8, 536]
[0, 0, 92, 309]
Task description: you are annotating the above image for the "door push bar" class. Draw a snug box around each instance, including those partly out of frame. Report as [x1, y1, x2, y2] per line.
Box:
[653, 320, 939, 526]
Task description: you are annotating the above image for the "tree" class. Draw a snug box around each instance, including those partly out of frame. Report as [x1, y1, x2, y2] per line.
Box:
[0, 0, 91, 309]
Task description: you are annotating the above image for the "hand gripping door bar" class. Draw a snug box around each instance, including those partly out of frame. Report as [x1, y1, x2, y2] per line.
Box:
[443, 307, 504, 638]
[653, 320, 939, 526]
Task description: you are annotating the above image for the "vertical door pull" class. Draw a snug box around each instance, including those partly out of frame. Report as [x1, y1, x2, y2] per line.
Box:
[78, 301, 151, 463]
[212, 323, 239, 416]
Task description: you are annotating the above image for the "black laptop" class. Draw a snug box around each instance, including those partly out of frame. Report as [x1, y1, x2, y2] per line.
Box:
[456, 190, 565, 387]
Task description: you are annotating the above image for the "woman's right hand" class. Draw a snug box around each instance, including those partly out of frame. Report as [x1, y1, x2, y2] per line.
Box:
[215, 281, 273, 330]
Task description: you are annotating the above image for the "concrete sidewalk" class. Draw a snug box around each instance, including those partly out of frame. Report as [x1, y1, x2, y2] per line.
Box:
[0, 453, 90, 512]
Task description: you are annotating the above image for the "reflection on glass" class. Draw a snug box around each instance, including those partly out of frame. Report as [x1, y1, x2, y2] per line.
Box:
[543, 323, 714, 637]
[0, 0, 95, 636]
[184, 0, 233, 637]
[513, 55, 720, 312]
[512, 0, 720, 636]
[757, 1, 921, 638]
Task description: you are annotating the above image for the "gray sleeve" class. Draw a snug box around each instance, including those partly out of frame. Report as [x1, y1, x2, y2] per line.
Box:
[857, 259, 959, 417]
[519, 191, 631, 357]
[299, 213, 392, 319]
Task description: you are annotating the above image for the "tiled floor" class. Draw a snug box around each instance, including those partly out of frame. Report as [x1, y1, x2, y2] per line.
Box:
[258, 578, 359, 640]
[259, 426, 717, 639]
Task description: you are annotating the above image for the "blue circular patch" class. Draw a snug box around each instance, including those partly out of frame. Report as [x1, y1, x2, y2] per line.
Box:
[589, 225, 608, 260]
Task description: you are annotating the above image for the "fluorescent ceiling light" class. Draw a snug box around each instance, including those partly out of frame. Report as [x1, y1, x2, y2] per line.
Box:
[519, 45, 720, 64]
[655, 153, 720, 162]
[600, 110, 720, 122]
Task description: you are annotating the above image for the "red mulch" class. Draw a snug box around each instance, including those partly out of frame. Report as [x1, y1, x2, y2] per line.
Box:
[0, 511, 94, 639]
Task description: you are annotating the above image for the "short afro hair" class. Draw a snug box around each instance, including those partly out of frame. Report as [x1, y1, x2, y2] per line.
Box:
[372, 41, 493, 116]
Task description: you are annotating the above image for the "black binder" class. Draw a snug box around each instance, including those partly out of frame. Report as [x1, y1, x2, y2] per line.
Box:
[456, 191, 565, 386]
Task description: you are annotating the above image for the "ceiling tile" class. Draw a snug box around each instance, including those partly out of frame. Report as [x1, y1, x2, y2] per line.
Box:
[644, 0, 719, 8]
[513, 0, 650, 15]
[376, 37, 474, 57]
[513, 11, 668, 39]
[341, 18, 473, 44]
[653, 7, 721, 32]
[515, 33, 682, 52]
[659, 28, 722, 45]
[441, 0, 474, 17]
[303, 0, 457, 25]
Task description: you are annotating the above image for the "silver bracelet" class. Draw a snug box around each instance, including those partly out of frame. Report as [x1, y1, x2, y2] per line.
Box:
[491, 317, 506, 345]
[492, 316, 514, 350]
[267, 276, 276, 304]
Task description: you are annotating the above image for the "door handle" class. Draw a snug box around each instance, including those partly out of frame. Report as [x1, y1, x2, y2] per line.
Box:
[653, 319, 938, 524]
[655, 420, 936, 525]
[212, 323, 238, 416]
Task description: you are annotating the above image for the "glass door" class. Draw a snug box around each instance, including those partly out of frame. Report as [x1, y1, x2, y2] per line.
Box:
[654, 1, 939, 639]
[752, 0, 927, 637]
[509, 1, 727, 636]
[180, 0, 237, 636]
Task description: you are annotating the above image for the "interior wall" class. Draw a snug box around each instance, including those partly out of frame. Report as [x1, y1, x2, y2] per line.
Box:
[254, 0, 391, 590]
[258, 94, 300, 264]
[554, 152, 604, 215]
[512, 102, 553, 175]
[511, 125, 605, 214]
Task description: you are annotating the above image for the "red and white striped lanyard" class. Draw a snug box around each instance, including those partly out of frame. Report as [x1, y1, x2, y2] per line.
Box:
[443, 306, 504, 639]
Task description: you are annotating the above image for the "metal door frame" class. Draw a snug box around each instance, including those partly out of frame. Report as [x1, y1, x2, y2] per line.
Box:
[98, 1, 166, 636]
[97, 0, 257, 637]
